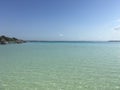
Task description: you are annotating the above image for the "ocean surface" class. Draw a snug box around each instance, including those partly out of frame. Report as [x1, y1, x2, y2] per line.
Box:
[0, 42, 120, 90]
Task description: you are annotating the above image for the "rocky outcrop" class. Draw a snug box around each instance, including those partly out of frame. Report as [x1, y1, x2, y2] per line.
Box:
[0, 35, 26, 45]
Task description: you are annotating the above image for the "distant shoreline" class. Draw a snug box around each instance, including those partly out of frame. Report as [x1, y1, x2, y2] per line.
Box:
[1, 35, 120, 45]
[108, 40, 120, 42]
[0, 35, 26, 45]
[27, 40, 120, 43]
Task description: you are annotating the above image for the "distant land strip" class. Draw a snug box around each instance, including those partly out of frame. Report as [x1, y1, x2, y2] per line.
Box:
[0, 35, 26, 45]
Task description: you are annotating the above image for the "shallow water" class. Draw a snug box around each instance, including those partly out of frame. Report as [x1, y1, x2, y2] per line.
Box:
[0, 42, 120, 90]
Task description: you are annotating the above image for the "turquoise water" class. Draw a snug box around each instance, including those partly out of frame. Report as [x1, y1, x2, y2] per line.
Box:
[0, 42, 120, 90]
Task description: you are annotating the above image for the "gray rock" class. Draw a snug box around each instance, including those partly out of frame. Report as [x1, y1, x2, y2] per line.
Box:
[0, 35, 26, 45]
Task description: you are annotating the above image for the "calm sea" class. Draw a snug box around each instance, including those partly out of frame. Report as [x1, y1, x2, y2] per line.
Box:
[0, 42, 120, 90]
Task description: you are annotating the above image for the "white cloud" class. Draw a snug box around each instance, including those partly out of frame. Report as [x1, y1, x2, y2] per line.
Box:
[59, 33, 64, 37]
[113, 19, 120, 30]
[114, 26, 120, 30]
[116, 19, 120, 22]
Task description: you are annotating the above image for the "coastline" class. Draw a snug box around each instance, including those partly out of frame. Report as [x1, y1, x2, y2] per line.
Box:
[0, 35, 26, 45]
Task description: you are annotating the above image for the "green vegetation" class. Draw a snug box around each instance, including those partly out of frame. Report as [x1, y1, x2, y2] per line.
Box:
[0, 35, 26, 44]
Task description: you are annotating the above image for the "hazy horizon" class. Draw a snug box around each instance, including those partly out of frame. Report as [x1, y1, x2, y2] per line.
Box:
[0, 0, 120, 41]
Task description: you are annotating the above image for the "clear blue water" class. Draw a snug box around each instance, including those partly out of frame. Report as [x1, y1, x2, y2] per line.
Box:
[0, 42, 120, 90]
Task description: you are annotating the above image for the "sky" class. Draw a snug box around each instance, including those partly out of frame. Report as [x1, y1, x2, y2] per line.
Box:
[0, 0, 120, 41]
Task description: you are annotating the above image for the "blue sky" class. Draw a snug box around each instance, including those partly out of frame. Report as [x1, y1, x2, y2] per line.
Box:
[0, 0, 120, 41]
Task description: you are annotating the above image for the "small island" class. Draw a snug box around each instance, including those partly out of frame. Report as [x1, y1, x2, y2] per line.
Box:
[0, 35, 26, 45]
